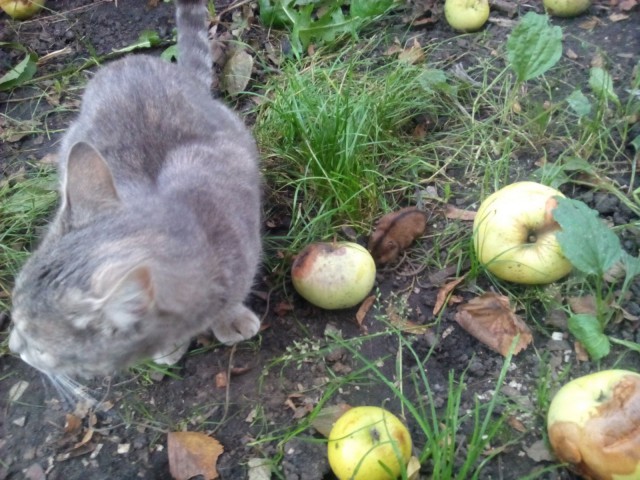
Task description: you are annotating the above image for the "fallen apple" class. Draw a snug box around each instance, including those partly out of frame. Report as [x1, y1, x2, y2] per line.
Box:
[291, 242, 376, 310]
[328, 406, 412, 480]
[547, 370, 640, 480]
[0, 0, 45, 20]
[473, 181, 572, 284]
[543, 0, 591, 17]
[444, 0, 490, 32]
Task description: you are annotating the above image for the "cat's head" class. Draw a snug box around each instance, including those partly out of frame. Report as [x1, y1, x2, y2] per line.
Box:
[9, 246, 165, 377]
[9, 142, 170, 377]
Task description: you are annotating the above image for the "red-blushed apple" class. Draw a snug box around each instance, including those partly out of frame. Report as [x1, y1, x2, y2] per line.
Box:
[0, 0, 45, 20]
[547, 370, 640, 480]
[328, 406, 412, 480]
[444, 0, 490, 32]
[291, 242, 376, 310]
[543, 0, 591, 17]
[473, 181, 572, 284]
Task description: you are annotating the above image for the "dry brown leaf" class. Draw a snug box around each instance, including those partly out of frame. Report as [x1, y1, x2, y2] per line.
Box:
[566, 48, 579, 60]
[444, 204, 476, 221]
[64, 414, 82, 435]
[407, 456, 422, 480]
[567, 295, 597, 315]
[310, 403, 352, 437]
[384, 43, 404, 56]
[574, 341, 590, 362]
[609, 12, 630, 20]
[215, 371, 228, 389]
[168, 431, 223, 480]
[398, 38, 425, 64]
[433, 275, 466, 315]
[368, 207, 427, 265]
[454, 293, 532, 356]
[579, 16, 601, 30]
[619, 0, 639, 10]
[273, 301, 294, 317]
[221, 48, 253, 97]
[356, 295, 376, 327]
[507, 415, 527, 433]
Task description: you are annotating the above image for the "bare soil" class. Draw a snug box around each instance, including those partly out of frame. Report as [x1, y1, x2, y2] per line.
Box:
[1, 1, 640, 480]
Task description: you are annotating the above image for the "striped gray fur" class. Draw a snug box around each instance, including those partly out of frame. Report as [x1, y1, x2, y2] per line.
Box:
[8, 0, 262, 378]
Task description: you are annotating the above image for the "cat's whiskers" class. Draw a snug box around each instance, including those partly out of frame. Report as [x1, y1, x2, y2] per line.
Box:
[45, 372, 98, 410]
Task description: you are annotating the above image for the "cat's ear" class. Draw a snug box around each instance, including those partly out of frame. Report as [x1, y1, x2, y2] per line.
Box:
[101, 265, 155, 331]
[63, 142, 120, 227]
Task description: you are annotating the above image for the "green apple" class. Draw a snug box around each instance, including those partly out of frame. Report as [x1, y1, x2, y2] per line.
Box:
[328, 406, 412, 480]
[543, 0, 591, 17]
[291, 242, 376, 310]
[473, 181, 572, 284]
[547, 370, 640, 480]
[0, 0, 45, 20]
[444, 0, 490, 32]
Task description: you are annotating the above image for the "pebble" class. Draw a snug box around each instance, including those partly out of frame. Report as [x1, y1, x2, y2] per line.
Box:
[593, 193, 619, 215]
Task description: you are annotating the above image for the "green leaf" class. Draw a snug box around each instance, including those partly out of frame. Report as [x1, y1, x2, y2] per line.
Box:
[112, 30, 161, 54]
[553, 197, 623, 276]
[589, 67, 620, 106]
[631, 134, 640, 152]
[160, 44, 178, 62]
[621, 252, 640, 292]
[0, 53, 37, 91]
[568, 314, 610, 360]
[258, 0, 284, 27]
[506, 12, 562, 82]
[609, 336, 640, 355]
[350, 0, 394, 17]
[566, 89, 591, 117]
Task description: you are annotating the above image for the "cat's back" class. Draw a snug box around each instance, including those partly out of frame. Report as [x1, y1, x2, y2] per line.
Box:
[62, 54, 253, 185]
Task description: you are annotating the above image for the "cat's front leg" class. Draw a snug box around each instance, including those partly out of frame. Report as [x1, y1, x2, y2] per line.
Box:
[212, 304, 260, 345]
[152, 342, 190, 365]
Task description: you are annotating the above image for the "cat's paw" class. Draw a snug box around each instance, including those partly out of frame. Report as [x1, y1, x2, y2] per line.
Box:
[152, 342, 189, 365]
[213, 305, 260, 345]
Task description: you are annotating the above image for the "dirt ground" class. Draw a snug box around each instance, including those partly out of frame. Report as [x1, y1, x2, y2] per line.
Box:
[1, 1, 640, 479]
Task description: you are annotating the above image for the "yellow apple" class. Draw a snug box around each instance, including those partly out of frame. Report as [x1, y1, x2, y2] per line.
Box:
[291, 242, 376, 310]
[328, 406, 412, 480]
[543, 0, 591, 17]
[473, 181, 572, 284]
[0, 0, 45, 20]
[547, 370, 640, 480]
[444, 0, 490, 32]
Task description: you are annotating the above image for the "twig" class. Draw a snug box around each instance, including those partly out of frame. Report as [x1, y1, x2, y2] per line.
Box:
[212, 343, 237, 434]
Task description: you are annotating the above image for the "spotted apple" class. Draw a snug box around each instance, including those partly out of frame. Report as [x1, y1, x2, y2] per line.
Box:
[547, 370, 640, 480]
[444, 0, 490, 32]
[543, 0, 591, 17]
[291, 242, 376, 310]
[0, 0, 45, 20]
[328, 406, 412, 480]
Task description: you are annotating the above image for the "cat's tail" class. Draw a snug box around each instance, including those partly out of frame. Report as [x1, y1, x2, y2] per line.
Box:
[175, 0, 212, 91]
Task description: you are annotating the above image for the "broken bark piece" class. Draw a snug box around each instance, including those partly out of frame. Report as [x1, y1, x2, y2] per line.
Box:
[368, 207, 427, 265]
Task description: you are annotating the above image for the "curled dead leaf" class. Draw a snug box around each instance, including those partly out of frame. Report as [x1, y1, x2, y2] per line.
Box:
[444, 204, 476, 221]
[168, 431, 224, 480]
[221, 48, 253, 97]
[454, 292, 532, 356]
[567, 295, 597, 315]
[215, 371, 228, 389]
[355, 295, 376, 327]
[368, 207, 427, 265]
[433, 275, 466, 315]
[310, 403, 352, 437]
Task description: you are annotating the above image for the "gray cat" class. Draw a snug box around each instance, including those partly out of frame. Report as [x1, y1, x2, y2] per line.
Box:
[9, 0, 262, 378]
